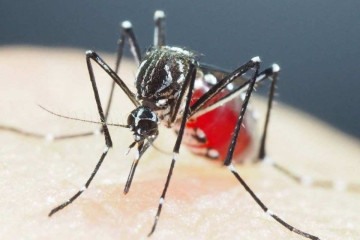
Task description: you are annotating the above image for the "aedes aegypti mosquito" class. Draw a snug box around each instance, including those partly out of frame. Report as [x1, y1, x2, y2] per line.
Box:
[1, 10, 322, 239]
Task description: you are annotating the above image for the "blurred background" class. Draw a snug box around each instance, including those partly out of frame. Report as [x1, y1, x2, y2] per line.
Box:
[1, 0, 359, 138]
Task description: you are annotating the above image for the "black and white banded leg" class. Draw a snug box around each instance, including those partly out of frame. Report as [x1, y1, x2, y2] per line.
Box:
[258, 64, 280, 160]
[190, 57, 264, 115]
[104, 19, 142, 119]
[49, 51, 138, 216]
[267, 159, 360, 192]
[190, 63, 280, 119]
[217, 58, 320, 240]
[253, 65, 357, 193]
[149, 57, 265, 236]
[48, 145, 111, 216]
[0, 21, 141, 142]
[148, 64, 197, 237]
[105, 9, 166, 121]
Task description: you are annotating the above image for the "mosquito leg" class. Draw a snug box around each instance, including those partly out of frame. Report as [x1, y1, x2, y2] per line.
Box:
[50, 22, 142, 138]
[153, 10, 166, 47]
[223, 58, 261, 165]
[189, 57, 261, 117]
[49, 51, 121, 216]
[148, 63, 197, 237]
[103, 20, 141, 134]
[197, 63, 359, 193]
[4, 13, 156, 142]
[255, 65, 360, 193]
[221, 58, 319, 240]
[48, 146, 110, 216]
[124, 141, 144, 194]
[85, 51, 139, 107]
[1, 20, 142, 141]
[258, 64, 280, 160]
[228, 163, 320, 240]
[124, 136, 156, 194]
[190, 64, 280, 119]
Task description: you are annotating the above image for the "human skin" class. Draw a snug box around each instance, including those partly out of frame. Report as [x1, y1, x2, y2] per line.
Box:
[0, 46, 359, 240]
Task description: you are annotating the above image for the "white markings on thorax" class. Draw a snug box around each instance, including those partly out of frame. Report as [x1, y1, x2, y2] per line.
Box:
[150, 51, 166, 80]
[176, 60, 186, 84]
[144, 51, 166, 95]
[136, 60, 148, 79]
[166, 46, 192, 56]
[136, 53, 164, 96]
[164, 64, 173, 82]
[156, 98, 168, 107]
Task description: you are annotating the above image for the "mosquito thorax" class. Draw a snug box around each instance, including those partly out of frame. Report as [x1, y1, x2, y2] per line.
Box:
[135, 46, 196, 102]
[134, 46, 197, 126]
[127, 106, 159, 141]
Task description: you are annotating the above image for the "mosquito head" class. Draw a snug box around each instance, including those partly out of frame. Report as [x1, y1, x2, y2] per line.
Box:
[128, 106, 159, 141]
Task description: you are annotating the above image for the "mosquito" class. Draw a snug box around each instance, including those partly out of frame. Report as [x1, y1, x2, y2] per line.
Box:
[1, 10, 321, 239]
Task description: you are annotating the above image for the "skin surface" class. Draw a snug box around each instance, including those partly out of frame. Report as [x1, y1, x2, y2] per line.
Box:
[0, 46, 359, 240]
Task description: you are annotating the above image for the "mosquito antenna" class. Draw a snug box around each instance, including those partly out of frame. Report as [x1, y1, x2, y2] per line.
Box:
[38, 105, 129, 128]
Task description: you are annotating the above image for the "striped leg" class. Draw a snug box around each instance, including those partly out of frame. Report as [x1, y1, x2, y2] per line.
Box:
[221, 58, 319, 240]
[0, 20, 141, 141]
[49, 50, 136, 216]
[258, 64, 280, 160]
[104, 19, 142, 119]
[148, 64, 197, 236]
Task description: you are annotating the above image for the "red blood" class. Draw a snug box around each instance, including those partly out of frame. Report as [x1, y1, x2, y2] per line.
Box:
[182, 77, 253, 163]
